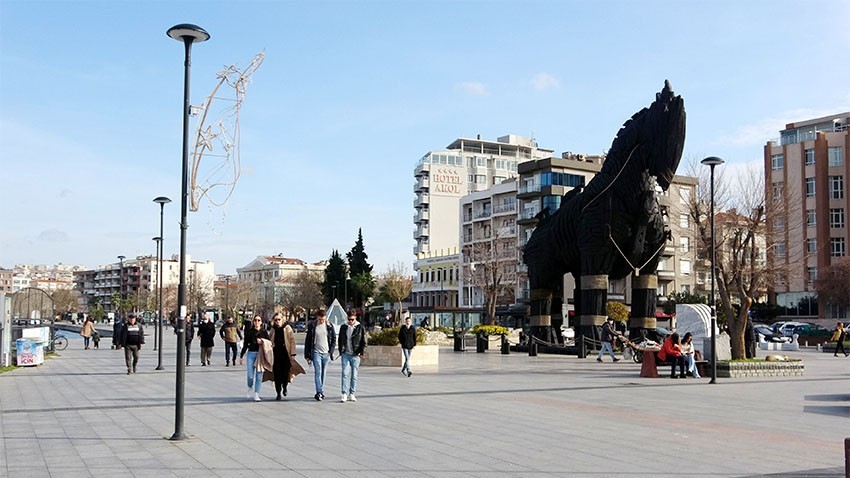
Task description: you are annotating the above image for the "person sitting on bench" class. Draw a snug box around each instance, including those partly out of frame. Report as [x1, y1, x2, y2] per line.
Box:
[680, 332, 701, 379]
[658, 332, 686, 379]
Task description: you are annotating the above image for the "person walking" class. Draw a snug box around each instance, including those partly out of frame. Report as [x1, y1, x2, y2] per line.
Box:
[197, 316, 216, 366]
[179, 316, 195, 366]
[304, 310, 336, 401]
[596, 318, 620, 363]
[744, 317, 756, 359]
[239, 315, 270, 402]
[398, 316, 416, 377]
[117, 314, 145, 374]
[81, 318, 95, 350]
[338, 310, 367, 403]
[111, 316, 124, 350]
[832, 322, 848, 357]
[269, 313, 295, 400]
[219, 316, 242, 367]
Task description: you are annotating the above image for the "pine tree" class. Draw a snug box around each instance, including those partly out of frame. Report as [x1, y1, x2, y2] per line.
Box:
[346, 228, 374, 308]
[322, 250, 347, 307]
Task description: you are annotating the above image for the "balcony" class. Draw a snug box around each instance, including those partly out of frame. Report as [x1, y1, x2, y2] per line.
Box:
[494, 203, 516, 215]
[414, 194, 430, 208]
[518, 208, 539, 220]
[415, 225, 430, 237]
[657, 270, 675, 279]
[414, 162, 430, 176]
[415, 210, 430, 223]
[415, 177, 430, 191]
[518, 184, 540, 196]
[463, 213, 473, 222]
[474, 210, 492, 220]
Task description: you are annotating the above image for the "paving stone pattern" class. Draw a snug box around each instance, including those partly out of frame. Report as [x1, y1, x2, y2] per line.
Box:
[1, 332, 847, 477]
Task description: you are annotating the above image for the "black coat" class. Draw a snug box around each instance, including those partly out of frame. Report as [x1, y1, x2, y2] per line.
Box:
[338, 322, 367, 356]
[198, 321, 217, 348]
[398, 325, 417, 349]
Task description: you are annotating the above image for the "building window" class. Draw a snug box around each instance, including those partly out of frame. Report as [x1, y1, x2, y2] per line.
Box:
[468, 174, 474, 182]
[476, 157, 487, 167]
[806, 177, 816, 197]
[679, 236, 690, 253]
[679, 259, 691, 275]
[771, 154, 784, 170]
[774, 216, 786, 230]
[679, 187, 691, 205]
[830, 208, 845, 229]
[772, 182, 783, 200]
[475, 175, 486, 184]
[828, 147, 844, 167]
[830, 237, 846, 257]
[830, 176, 845, 199]
[776, 242, 787, 258]
[540, 172, 586, 188]
[807, 266, 817, 283]
[805, 148, 815, 166]
[679, 213, 689, 228]
[806, 210, 816, 227]
[806, 238, 817, 253]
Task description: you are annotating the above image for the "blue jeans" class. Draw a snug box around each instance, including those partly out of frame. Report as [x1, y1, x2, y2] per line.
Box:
[597, 342, 616, 360]
[245, 351, 262, 393]
[312, 351, 330, 394]
[684, 354, 700, 377]
[401, 348, 412, 373]
[341, 353, 360, 395]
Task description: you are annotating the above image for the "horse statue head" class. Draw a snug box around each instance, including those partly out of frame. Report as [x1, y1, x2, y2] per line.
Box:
[605, 80, 685, 191]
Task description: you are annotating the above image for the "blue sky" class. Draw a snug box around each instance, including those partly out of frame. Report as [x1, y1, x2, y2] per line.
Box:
[2, 0, 849, 276]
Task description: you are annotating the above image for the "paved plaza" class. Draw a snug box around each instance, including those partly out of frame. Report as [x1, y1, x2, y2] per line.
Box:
[0, 331, 847, 477]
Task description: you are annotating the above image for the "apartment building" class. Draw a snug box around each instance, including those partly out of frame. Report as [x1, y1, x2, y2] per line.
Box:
[764, 112, 849, 321]
[74, 255, 215, 313]
[411, 134, 552, 312]
[0, 268, 11, 294]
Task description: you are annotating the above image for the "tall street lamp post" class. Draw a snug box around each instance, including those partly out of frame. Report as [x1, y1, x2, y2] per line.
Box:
[701, 156, 724, 385]
[152, 237, 161, 352]
[117, 255, 125, 319]
[167, 22, 209, 441]
[153, 196, 171, 370]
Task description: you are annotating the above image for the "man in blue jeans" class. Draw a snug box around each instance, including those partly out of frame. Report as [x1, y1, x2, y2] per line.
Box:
[304, 310, 336, 401]
[338, 310, 367, 403]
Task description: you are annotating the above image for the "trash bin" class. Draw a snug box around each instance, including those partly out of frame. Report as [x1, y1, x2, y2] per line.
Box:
[501, 335, 510, 355]
[453, 333, 466, 352]
[16, 339, 44, 366]
[476, 333, 487, 353]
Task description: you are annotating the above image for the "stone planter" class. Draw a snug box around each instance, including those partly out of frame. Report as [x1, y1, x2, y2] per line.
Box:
[362, 345, 439, 367]
[716, 360, 804, 378]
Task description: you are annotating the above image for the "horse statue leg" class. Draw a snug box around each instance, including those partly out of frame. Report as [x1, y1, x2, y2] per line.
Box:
[528, 288, 553, 349]
[630, 274, 658, 339]
[578, 274, 608, 358]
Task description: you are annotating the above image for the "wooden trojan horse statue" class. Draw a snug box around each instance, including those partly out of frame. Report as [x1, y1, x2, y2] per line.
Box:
[522, 81, 685, 353]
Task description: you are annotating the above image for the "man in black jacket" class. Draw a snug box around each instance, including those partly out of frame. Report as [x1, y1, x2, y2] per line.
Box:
[398, 316, 416, 377]
[338, 310, 367, 403]
[118, 314, 145, 374]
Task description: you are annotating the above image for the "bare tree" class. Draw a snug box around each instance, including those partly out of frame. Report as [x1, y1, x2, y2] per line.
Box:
[50, 289, 77, 317]
[463, 226, 517, 325]
[379, 262, 413, 324]
[685, 160, 801, 359]
[816, 257, 850, 317]
[277, 270, 324, 321]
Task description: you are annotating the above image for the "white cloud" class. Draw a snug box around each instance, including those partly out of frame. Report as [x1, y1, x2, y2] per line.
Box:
[37, 229, 69, 242]
[531, 72, 559, 91]
[455, 82, 488, 96]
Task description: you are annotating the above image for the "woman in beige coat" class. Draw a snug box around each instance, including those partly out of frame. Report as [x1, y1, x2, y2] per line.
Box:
[81, 318, 96, 350]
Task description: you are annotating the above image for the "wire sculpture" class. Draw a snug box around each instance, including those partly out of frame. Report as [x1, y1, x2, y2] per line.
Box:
[189, 51, 264, 212]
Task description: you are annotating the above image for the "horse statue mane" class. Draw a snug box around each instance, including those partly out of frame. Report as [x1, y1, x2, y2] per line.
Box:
[522, 81, 685, 343]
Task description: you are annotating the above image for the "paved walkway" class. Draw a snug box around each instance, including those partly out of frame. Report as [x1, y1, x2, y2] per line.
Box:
[1, 331, 847, 477]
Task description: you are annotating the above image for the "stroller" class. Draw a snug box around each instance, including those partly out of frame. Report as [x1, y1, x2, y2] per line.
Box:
[619, 334, 660, 363]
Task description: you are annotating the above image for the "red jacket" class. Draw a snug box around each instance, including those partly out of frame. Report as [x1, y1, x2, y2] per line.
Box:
[657, 337, 682, 361]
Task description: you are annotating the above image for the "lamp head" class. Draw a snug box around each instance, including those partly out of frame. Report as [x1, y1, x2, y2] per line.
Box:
[167, 24, 210, 43]
[153, 196, 172, 205]
[153, 236, 162, 242]
[701, 156, 725, 167]
[117, 255, 126, 260]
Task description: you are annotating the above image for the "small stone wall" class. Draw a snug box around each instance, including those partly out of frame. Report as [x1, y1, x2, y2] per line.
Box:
[716, 361, 804, 378]
[362, 345, 439, 367]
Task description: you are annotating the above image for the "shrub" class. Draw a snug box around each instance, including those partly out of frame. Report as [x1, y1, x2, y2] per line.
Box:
[367, 326, 427, 346]
[471, 324, 509, 336]
[606, 301, 629, 324]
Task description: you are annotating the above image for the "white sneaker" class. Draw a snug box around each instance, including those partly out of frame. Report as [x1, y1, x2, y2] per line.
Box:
[253, 393, 261, 402]
[246, 388, 254, 399]
[348, 394, 357, 402]
[340, 394, 348, 403]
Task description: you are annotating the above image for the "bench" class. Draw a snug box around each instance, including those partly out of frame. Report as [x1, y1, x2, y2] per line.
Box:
[639, 350, 708, 378]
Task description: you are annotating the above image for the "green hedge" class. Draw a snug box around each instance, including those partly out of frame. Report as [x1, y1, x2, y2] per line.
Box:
[368, 326, 427, 346]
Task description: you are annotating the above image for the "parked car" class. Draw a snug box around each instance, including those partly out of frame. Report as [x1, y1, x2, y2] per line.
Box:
[789, 323, 831, 337]
[754, 325, 791, 343]
[293, 320, 307, 333]
[776, 321, 809, 337]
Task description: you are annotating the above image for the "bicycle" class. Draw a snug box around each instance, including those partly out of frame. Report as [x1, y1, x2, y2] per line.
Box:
[52, 335, 69, 351]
